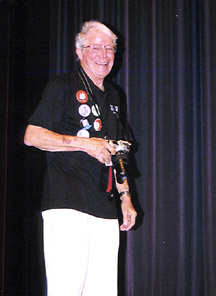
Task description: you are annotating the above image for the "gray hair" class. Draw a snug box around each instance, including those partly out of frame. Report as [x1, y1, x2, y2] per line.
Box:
[75, 21, 117, 49]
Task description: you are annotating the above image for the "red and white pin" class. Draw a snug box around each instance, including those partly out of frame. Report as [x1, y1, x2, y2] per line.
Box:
[94, 118, 102, 131]
[76, 90, 88, 103]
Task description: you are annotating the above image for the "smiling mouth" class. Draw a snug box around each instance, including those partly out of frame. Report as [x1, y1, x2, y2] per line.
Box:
[96, 62, 108, 66]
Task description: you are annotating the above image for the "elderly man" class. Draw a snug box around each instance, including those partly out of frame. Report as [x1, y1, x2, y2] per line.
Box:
[24, 20, 137, 296]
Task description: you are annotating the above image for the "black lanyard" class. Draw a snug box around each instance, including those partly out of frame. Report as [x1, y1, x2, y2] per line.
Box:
[78, 67, 128, 141]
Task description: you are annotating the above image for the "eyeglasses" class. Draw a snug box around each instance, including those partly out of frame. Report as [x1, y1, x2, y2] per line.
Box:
[83, 44, 117, 54]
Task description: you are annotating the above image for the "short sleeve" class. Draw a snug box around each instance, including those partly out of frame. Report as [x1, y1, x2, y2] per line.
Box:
[28, 79, 65, 131]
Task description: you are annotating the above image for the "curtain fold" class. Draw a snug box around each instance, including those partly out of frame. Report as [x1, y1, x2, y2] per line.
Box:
[2, 0, 216, 295]
[201, 1, 216, 295]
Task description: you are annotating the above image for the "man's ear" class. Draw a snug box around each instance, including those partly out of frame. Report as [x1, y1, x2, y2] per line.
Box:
[76, 48, 83, 61]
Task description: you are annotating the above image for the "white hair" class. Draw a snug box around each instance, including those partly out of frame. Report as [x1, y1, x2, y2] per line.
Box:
[75, 20, 117, 49]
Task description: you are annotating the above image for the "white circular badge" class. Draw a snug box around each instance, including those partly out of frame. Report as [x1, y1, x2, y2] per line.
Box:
[77, 129, 90, 138]
[78, 104, 91, 117]
[92, 104, 100, 116]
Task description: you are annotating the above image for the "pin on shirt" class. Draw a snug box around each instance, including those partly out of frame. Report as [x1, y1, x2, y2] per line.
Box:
[93, 118, 102, 131]
[77, 129, 90, 138]
[76, 90, 88, 104]
[92, 104, 101, 116]
[80, 118, 92, 130]
[78, 104, 91, 117]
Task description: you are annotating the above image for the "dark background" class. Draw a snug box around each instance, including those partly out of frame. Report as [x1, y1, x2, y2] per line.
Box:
[1, 0, 216, 295]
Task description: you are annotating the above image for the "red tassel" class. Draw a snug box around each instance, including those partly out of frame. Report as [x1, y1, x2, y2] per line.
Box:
[106, 166, 112, 192]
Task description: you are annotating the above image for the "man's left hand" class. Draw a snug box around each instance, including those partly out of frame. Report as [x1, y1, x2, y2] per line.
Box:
[120, 195, 137, 231]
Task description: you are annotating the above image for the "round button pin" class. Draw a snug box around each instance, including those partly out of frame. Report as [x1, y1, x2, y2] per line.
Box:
[94, 118, 102, 131]
[76, 90, 88, 103]
[92, 104, 100, 116]
[77, 129, 90, 138]
[78, 104, 91, 117]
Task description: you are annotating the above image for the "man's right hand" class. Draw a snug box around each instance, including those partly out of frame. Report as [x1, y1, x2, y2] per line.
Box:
[83, 137, 116, 164]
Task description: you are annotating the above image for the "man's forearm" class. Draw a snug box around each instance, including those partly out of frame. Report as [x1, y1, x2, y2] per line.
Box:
[24, 125, 116, 164]
[24, 125, 88, 152]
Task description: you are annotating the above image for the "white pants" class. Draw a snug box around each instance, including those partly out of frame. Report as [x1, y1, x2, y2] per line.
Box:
[42, 209, 119, 296]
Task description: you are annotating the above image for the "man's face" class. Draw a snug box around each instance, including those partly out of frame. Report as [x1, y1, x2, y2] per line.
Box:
[76, 30, 115, 84]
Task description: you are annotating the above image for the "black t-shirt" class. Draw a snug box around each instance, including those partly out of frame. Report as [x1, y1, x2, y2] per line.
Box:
[28, 69, 123, 218]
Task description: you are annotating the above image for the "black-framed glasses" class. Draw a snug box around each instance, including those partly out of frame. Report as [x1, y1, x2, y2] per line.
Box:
[83, 44, 117, 54]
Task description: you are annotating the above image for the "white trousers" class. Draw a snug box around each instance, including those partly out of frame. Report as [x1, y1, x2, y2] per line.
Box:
[42, 209, 119, 296]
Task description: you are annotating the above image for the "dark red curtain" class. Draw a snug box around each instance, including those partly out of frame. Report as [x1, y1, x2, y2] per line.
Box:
[1, 0, 216, 295]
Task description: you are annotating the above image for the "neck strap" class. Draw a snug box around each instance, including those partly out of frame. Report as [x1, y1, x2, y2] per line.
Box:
[78, 67, 128, 141]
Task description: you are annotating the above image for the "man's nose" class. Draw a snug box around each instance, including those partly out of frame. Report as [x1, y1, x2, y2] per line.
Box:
[99, 47, 108, 57]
